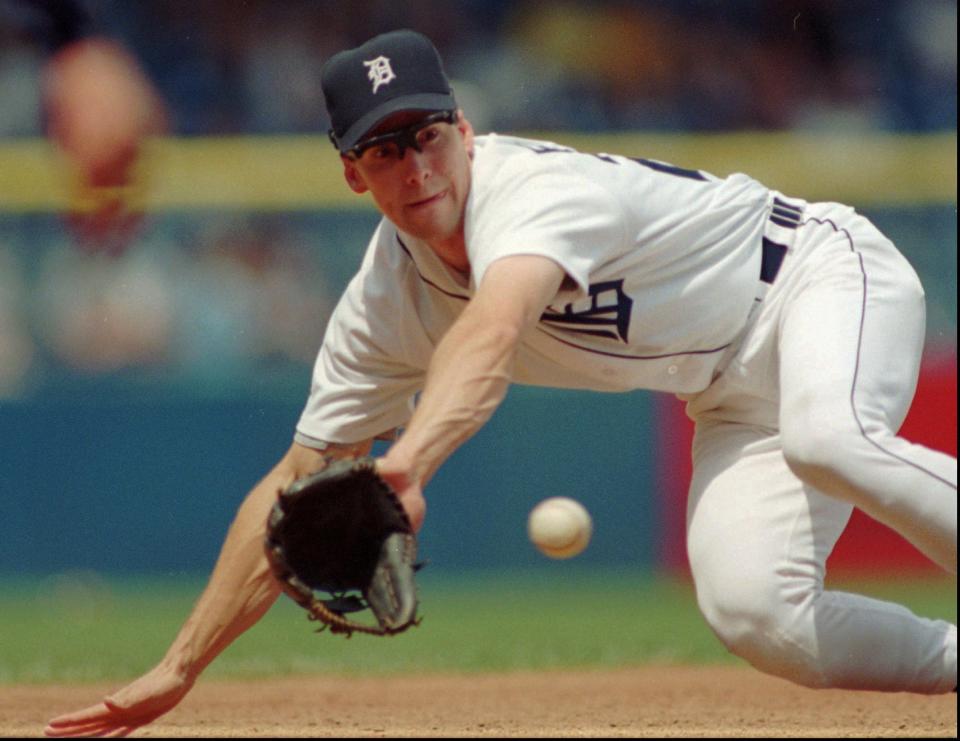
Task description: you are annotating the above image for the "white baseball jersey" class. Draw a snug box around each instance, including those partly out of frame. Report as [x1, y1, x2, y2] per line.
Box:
[294, 133, 958, 694]
[296, 133, 780, 445]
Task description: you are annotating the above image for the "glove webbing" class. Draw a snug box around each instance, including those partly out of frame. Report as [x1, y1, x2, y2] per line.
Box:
[305, 597, 417, 637]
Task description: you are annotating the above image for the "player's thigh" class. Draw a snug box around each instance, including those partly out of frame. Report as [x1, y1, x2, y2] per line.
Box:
[686, 421, 852, 617]
[778, 213, 926, 447]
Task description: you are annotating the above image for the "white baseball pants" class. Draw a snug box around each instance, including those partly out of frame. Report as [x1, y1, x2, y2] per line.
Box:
[684, 200, 957, 692]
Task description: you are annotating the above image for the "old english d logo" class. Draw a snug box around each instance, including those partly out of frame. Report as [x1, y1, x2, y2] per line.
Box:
[540, 280, 633, 342]
[364, 55, 396, 93]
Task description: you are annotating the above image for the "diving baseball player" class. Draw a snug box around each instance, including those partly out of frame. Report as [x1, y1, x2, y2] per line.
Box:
[45, 28, 957, 738]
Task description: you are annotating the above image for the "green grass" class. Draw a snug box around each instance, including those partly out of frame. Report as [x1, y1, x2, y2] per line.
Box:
[0, 570, 954, 684]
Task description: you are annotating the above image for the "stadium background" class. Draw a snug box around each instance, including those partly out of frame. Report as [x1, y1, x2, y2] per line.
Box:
[0, 1, 955, 612]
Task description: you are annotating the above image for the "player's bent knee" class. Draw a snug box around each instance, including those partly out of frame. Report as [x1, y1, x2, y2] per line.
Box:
[695, 579, 830, 689]
[781, 422, 861, 494]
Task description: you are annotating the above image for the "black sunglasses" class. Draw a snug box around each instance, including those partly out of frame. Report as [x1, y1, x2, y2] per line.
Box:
[331, 110, 458, 159]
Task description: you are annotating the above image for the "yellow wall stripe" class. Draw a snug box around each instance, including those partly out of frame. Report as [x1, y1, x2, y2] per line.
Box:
[0, 131, 954, 212]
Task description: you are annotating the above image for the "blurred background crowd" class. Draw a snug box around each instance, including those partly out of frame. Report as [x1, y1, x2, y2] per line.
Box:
[2, 0, 957, 136]
[0, 214, 339, 397]
[0, 0, 956, 399]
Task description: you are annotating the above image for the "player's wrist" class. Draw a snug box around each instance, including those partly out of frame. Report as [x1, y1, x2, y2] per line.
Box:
[155, 652, 201, 687]
[377, 446, 424, 487]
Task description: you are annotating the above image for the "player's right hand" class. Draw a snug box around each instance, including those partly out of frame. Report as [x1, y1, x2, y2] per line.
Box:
[375, 454, 427, 532]
[43, 663, 193, 737]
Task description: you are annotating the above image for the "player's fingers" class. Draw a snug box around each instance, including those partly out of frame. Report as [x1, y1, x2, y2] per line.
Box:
[74, 725, 118, 738]
[60, 710, 157, 737]
[46, 702, 115, 726]
[44, 719, 115, 737]
[98, 725, 138, 738]
[44, 704, 153, 737]
[45, 715, 144, 738]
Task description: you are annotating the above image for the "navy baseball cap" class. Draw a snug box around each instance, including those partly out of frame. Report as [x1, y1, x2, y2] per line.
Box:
[321, 30, 457, 154]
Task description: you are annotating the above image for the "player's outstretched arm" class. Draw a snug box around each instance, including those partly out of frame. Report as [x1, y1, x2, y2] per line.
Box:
[378, 254, 565, 514]
[44, 439, 371, 738]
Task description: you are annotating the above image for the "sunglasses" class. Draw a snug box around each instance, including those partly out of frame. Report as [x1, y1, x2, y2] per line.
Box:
[332, 110, 458, 160]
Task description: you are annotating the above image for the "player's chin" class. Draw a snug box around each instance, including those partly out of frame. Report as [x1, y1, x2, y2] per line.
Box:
[399, 212, 457, 243]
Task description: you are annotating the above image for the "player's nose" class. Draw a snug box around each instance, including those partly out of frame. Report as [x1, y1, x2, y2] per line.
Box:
[400, 148, 431, 186]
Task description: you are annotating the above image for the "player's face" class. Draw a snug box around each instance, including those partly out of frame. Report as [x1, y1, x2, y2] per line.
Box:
[342, 111, 474, 253]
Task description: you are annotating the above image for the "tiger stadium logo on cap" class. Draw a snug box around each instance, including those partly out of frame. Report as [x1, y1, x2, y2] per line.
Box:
[364, 55, 396, 94]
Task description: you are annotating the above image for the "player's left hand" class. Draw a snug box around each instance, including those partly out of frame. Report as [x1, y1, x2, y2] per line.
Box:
[43, 38, 167, 255]
[44, 663, 193, 738]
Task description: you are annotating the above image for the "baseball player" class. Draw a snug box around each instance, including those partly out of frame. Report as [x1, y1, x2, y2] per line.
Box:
[45, 28, 956, 737]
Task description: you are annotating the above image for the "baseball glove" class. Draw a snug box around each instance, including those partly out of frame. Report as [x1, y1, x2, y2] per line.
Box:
[264, 456, 421, 637]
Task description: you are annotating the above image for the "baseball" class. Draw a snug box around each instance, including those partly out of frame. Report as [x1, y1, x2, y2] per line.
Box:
[527, 497, 592, 559]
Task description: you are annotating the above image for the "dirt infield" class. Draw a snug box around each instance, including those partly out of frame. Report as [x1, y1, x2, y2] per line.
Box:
[3, 666, 956, 738]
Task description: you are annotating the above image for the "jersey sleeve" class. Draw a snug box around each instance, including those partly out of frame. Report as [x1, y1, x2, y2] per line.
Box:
[467, 154, 627, 299]
[295, 227, 427, 446]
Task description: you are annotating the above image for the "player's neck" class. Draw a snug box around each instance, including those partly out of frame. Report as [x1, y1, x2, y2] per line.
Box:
[427, 231, 469, 275]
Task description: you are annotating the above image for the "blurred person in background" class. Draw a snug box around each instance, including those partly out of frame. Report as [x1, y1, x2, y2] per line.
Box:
[31, 239, 177, 373]
[0, 0, 167, 254]
[169, 217, 335, 383]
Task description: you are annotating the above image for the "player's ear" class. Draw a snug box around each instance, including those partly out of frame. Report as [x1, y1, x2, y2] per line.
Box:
[456, 111, 475, 159]
[341, 156, 368, 194]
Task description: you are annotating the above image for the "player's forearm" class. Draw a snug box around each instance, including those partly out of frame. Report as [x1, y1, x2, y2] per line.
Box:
[387, 309, 520, 486]
[158, 441, 370, 681]
[158, 468, 285, 681]
[386, 256, 564, 486]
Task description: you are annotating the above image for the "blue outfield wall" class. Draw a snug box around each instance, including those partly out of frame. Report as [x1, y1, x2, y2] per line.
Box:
[0, 386, 659, 576]
[0, 203, 954, 578]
